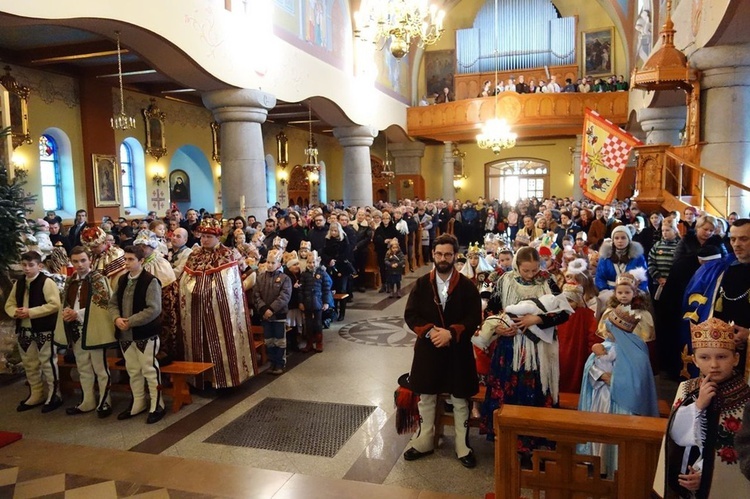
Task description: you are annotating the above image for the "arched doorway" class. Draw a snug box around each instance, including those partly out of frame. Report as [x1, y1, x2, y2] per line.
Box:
[486, 158, 550, 204]
[288, 165, 310, 207]
[371, 155, 392, 202]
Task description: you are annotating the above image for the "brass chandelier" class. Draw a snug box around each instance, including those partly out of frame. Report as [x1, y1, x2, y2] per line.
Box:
[302, 102, 320, 175]
[476, 0, 516, 153]
[354, 0, 445, 59]
[110, 31, 136, 130]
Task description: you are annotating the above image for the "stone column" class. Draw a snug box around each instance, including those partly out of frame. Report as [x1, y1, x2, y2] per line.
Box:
[691, 45, 750, 216]
[572, 135, 583, 200]
[333, 125, 377, 207]
[202, 89, 276, 219]
[636, 106, 686, 145]
[442, 142, 454, 201]
[389, 141, 425, 175]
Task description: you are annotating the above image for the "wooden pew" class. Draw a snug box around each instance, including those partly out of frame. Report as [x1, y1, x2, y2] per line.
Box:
[250, 325, 268, 367]
[363, 244, 382, 290]
[435, 389, 671, 447]
[494, 405, 666, 499]
[58, 355, 213, 413]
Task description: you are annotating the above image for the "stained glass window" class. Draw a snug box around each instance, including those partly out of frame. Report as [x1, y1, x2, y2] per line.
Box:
[39, 135, 62, 211]
[120, 142, 135, 208]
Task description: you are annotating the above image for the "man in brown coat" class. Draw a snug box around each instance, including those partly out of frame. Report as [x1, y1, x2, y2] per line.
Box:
[402, 234, 482, 468]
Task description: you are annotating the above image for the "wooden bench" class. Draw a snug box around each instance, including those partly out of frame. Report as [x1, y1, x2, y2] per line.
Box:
[494, 406, 666, 498]
[250, 325, 268, 367]
[363, 244, 382, 290]
[333, 293, 350, 301]
[58, 355, 213, 413]
[435, 388, 670, 446]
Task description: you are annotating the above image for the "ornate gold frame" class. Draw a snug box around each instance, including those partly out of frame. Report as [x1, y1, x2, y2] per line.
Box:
[143, 98, 167, 161]
[210, 121, 221, 163]
[0, 66, 31, 149]
[92, 154, 121, 207]
[582, 27, 615, 77]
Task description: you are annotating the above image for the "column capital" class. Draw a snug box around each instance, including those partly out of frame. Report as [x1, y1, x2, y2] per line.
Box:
[389, 141, 426, 158]
[202, 89, 276, 124]
[690, 44, 750, 90]
[333, 125, 377, 147]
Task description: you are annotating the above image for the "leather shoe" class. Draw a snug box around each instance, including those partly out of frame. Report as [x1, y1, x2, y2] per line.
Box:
[117, 408, 146, 420]
[97, 403, 113, 419]
[403, 447, 434, 461]
[66, 406, 92, 416]
[41, 395, 63, 414]
[458, 450, 477, 469]
[17, 401, 43, 412]
[146, 407, 166, 424]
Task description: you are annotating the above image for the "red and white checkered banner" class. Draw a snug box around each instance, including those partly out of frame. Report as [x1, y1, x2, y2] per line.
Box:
[580, 108, 642, 205]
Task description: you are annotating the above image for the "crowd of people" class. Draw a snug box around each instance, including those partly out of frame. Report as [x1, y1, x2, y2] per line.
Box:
[423, 74, 629, 104]
[6, 194, 750, 494]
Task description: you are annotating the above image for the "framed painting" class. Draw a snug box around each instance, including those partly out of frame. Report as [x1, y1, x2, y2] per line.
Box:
[0, 66, 31, 149]
[170, 169, 190, 202]
[582, 28, 614, 76]
[424, 49, 455, 96]
[143, 98, 167, 161]
[92, 154, 120, 207]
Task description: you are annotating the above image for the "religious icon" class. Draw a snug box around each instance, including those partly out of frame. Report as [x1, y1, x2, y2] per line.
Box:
[170, 169, 190, 202]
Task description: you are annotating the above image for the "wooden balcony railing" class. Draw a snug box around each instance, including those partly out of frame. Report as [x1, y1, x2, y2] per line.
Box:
[407, 91, 629, 143]
[634, 144, 750, 217]
[494, 405, 667, 499]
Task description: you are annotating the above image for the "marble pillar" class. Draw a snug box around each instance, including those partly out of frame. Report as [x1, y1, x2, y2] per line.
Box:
[333, 125, 377, 207]
[691, 45, 750, 216]
[389, 141, 425, 175]
[636, 106, 686, 146]
[442, 142, 454, 201]
[202, 89, 276, 219]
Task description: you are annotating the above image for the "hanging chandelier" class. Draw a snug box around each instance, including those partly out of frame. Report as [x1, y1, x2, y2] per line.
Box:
[302, 102, 320, 175]
[476, 0, 516, 153]
[382, 139, 395, 183]
[354, 0, 446, 59]
[110, 31, 136, 130]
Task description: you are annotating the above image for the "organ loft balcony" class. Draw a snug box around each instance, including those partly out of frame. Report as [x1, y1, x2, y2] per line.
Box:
[407, 91, 630, 143]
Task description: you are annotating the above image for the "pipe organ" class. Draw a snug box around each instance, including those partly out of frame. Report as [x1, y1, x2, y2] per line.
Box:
[456, 0, 576, 74]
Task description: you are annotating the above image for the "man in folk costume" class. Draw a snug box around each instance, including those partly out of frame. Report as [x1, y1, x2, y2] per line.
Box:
[402, 234, 482, 468]
[134, 230, 179, 364]
[681, 220, 750, 381]
[657, 318, 750, 498]
[56, 246, 116, 417]
[80, 226, 126, 289]
[180, 218, 255, 388]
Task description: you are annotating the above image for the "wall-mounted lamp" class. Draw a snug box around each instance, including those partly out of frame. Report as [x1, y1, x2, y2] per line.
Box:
[152, 169, 166, 186]
[276, 130, 289, 168]
[11, 153, 27, 179]
[453, 178, 463, 193]
[278, 170, 288, 186]
[308, 171, 320, 185]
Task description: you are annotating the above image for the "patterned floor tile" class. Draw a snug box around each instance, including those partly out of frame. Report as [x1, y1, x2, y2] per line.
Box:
[12, 473, 66, 499]
[64, 480, 117, 498]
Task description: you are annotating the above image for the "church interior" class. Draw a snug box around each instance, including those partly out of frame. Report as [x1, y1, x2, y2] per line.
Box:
[0, 0, 749, 497]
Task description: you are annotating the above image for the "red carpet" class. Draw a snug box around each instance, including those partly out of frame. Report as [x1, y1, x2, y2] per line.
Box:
[0, 431, 22, 448]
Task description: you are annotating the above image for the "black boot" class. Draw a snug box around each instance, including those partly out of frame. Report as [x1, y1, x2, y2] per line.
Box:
[337, 300, 347, 322]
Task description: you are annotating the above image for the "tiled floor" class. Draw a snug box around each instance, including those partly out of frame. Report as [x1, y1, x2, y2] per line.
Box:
[0, 267, 495, 498]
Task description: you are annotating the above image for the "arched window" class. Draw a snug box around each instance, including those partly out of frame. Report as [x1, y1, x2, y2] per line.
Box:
[120, 142, 136, 208]
[487, 159, 550, 204]
[39, 135, 62, 211]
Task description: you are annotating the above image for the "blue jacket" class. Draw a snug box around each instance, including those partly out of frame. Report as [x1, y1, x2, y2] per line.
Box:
[595, 241, 649, 292]
[300, 266, 333, 311]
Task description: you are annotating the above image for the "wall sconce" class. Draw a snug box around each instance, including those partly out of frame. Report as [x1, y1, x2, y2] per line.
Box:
[11, 153, 27, 179]
[276, 130, 289, 168]
[308, 171, 320, 185]
[278, 170, 288, 186]
[152, 169, 166, 186]
[453, 178, 463, 193]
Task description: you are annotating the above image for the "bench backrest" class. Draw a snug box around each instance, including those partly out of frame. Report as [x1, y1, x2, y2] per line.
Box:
[494, 406, 667, 498]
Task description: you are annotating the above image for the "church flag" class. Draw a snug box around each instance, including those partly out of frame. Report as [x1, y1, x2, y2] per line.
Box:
[580, 108, 642, 205]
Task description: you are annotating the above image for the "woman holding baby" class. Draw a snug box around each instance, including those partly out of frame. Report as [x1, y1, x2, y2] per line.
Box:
[479, 247, 571, 452]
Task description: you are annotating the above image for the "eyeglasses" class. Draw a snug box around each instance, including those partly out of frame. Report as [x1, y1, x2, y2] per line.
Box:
[433, 251, 454, 259]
